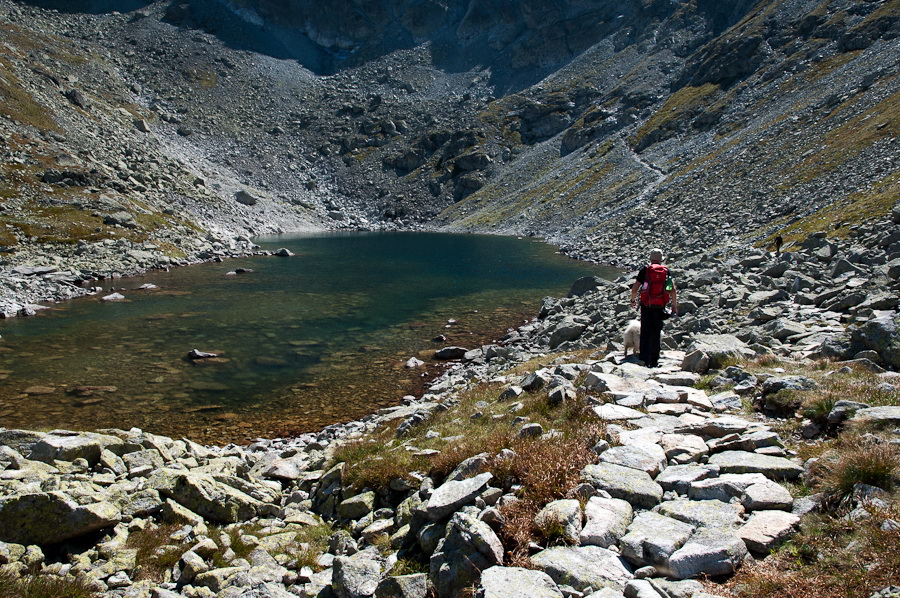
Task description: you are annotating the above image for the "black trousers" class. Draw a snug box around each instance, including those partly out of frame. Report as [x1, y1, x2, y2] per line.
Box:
[639, 305, 665, 367]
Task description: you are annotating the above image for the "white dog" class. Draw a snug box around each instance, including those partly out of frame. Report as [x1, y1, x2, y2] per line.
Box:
[623, 320, 641, 356]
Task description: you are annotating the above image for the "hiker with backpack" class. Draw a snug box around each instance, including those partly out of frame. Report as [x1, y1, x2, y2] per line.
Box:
[629, 248, 677, 368]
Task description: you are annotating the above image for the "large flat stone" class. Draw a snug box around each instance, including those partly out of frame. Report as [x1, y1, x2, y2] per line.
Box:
[657, 500, 744, 530]
[579, 497, 633, 548]
[531, 546, 633, 593]
[599, 444, 667, 477]
[581, 463, 663, 508]
[707, 451, 803, 480]
[593, 404, 646, 421]
[620, 512, 694, 571]
[426, 472, 493, 521]
[688, 473, 793, 511]
[667, 528, 748, 579]
[739, 511, 800, 554]
[851, 406, 900, 425]
[478, 566, 563, 598]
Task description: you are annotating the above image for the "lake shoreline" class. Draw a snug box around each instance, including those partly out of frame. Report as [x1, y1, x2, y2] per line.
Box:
[0, 231, 608, 444]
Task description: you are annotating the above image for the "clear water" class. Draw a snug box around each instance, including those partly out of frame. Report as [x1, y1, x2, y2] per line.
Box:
[0, 232, 613, 443]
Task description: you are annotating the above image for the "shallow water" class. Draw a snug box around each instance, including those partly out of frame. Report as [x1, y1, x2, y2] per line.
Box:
[0, 232, 613, 443]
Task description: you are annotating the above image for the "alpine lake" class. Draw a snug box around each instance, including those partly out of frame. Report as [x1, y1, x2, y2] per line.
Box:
[0, 232, 615, 444]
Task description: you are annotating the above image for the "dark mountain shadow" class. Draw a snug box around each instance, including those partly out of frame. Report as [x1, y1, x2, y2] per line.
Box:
[23, 0, 153, 13]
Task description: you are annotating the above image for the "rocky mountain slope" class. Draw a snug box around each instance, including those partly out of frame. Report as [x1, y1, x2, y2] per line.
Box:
[0, 0, 897, 317]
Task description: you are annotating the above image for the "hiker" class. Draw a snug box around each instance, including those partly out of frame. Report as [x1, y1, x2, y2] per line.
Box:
[630, 248, 677, 368]
[773, 235, 784, 257]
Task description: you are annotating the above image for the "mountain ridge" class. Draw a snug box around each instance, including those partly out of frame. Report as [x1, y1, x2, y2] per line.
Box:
[0, 0, 897, 313]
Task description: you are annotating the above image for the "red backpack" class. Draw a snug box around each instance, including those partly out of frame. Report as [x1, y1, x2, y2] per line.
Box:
[640, 264, 669, 306]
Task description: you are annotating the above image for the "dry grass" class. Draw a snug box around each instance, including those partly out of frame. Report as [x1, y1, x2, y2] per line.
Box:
[807, 435, 900, 508]
[493, 403, 604, 566]
[0, 570, 97, 598]
[722, 503, 900, 598]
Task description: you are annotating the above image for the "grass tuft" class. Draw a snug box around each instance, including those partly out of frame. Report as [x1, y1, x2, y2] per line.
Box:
[810, 438, 900, 507]
[125, 522, 187, 583]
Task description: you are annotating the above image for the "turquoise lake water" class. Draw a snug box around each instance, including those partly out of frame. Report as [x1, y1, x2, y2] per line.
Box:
[0, 232, 613, 443]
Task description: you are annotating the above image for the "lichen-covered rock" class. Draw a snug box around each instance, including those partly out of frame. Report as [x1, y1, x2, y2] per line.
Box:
[739, 510, 800, 554]
[620, 512, 694, 572]
[27, 430, 124, 466]
[430, 511, 504, 598]
[656, 499, 744, 530]
[0, 492, 120, 545]
[334, 550, 383, 598]
[375, 573, 428, 598]
[147, 469, 265, 523]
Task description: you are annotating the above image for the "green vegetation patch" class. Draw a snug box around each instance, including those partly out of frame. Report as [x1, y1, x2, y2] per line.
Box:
[795, 87, 900, 179]
[767, 170, 900, 245]
[126, 522, 189, 582]
[0, 56, 58, 132]
[183, 68, 218, 90]
[630, 83, 721, 149]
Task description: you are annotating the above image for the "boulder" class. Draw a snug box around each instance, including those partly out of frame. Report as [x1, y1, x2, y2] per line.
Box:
[660, 434, 709, 464]
[849, 314, 900, 369]
[235, 189, 260, 205]
[655, 464, 717, 495]
[531, 545, 633, 593]
[593, 404, 646, 421]
[568, 276, 608, 298]
[338, 491, 377, 521]
[263, 454, 310, 481]
[851, 406, 900, 425]
[685, 335, 754, 368]
[666, 528, 748, 579]
[430, 511, 504, 598]
[548, 316, 589, 348]
[148, 469, 266, 523]
[681, 350, 709, 374]
[334, 550, 383, 598]
[599, 445, 667, 477]
[27, 430, 123, 466]
[477, 566, 563, 598]
[535, 499, 583, 544]
[0, 492, 120, 545]
[688, 474, 792, 511]
[375, 573, 428, 598]
[657, 500, 744, 530]
[434, 346, 469, 360]
[580, 497, 633, 548]
[619, 512, 694, 572]
[522, 369, 553, 391]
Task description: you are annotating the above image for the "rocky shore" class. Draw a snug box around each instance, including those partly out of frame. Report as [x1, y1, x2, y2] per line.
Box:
[1, 203, 898, 597]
